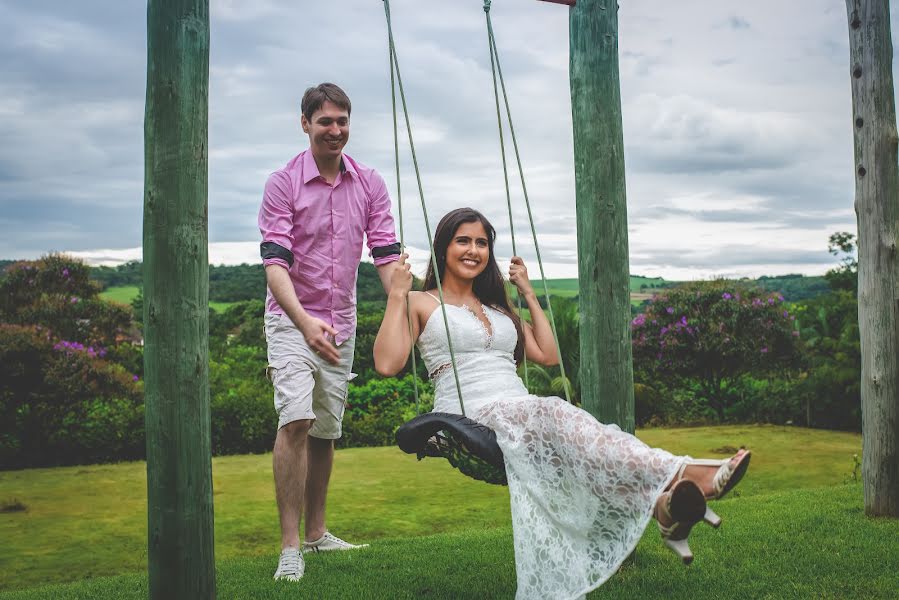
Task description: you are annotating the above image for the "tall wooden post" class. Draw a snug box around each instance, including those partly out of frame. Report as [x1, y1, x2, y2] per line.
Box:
[569, 0, 635, 432]
[144, 1, 216, 597]
[846, 0, 899, 517]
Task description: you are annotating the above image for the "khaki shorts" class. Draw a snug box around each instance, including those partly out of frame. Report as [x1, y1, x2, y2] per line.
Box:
[264, 313, 356, 438]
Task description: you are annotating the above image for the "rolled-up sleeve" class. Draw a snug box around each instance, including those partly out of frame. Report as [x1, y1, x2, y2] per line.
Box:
[259, 171, 295, 269]
[365, 172, 400, 266]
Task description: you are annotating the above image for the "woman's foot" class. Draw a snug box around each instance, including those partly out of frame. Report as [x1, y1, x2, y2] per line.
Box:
[679, 449, 751, 500]
[655, 479, 707, 565]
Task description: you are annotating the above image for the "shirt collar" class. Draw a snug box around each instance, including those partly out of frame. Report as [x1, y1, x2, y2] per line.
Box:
[302, 150, 357, 184]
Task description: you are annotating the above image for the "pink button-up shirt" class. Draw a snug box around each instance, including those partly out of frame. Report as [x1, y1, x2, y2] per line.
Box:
[259, 150, 399, 344]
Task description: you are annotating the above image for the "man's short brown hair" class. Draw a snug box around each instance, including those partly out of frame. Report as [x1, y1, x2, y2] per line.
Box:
[301, 83, 352, 121]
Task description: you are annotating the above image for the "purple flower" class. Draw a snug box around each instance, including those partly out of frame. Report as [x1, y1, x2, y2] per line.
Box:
[792, 331, 800, 337]
[783, 310, 789, 318]
[680, 316, 688, 326]
[631, 314, 646, 327]
[660, 326, 669, 335]
[722, 292, 732, 300]
[760, 347, 768, 354]
[70, 296, 79, 304]
[132, 375, 139, 382]
[777, 294, 784, 302]
[62, 268, 70, 278]
[752, 298, 762, 307]
[666, 307, 675, 314]
[767, 298, 775, 305]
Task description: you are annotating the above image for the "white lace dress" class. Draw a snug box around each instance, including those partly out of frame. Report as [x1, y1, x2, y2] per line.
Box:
[416, 299, 688, 600]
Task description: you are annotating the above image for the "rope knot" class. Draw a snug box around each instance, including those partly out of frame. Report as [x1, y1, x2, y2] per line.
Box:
[483, 0, 491, 13]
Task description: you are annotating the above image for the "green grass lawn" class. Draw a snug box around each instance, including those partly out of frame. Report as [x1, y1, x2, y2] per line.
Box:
[2, 484, 895, 600]
[0, 425, 881, 598]
[97, 285, 140, 305]
[98, 286, 235, 312]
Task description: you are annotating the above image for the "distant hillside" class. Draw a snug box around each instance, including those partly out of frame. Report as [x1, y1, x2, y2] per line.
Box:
[755, 274, 830, 301]
[1, 257, 832, 306]
[88, 261, 388, 305]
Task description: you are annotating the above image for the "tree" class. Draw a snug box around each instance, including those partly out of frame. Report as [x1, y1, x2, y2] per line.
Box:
[825, 231, 858, 293]
[631, 281, 801, 421]
[846, 0, 899, 517]
[0, 254, 133, 347]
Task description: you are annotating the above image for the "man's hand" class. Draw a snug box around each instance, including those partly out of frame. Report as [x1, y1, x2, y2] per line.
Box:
[389, 253, 413, 298]
[298, 316, 341, 365]
[508, 256, 534, 297]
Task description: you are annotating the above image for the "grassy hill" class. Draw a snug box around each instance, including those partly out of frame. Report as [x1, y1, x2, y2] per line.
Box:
[0, 425, 868, 595]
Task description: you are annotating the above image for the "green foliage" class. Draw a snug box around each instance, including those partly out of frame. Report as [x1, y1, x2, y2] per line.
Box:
[341, 375, 433, 448]
[754, 274, 830, 301]
[208, 344, 277, 455]
[90, 261, 142, 290]
[0, 323, 143, 468]
[519, 297, 581, 404]
[792, 289, 861, 430]
[632, 280, 801, 420]
[0, 254, 133, 347]
[209, 263, 266, 302]
[824, 231, 858, 293]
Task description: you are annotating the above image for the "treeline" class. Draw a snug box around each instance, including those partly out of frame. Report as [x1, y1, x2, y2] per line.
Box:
[0, 233, 860, 469]
[90, 260, 389, 304]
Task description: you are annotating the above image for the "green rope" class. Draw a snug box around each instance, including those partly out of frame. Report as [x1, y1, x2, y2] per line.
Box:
[388, 21, 420, 414]
[484, 2, 572, 403]
[483, 0, 528, 392]
[383, 0, 467, 416]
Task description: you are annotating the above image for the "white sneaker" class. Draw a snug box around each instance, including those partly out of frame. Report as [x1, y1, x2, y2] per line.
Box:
[273, 547, 304, 581]
[302, 532, 369, 554]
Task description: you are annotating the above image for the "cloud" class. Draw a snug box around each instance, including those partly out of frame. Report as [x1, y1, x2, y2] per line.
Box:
[3, 0, 895, 281]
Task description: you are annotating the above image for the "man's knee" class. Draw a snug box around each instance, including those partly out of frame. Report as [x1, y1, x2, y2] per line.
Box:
[279, 418, 314, 442]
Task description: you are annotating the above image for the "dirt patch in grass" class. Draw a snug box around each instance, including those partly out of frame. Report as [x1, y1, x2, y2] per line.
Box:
[0, 499, 27, 513]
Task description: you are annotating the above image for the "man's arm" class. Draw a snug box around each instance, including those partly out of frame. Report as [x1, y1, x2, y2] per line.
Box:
[265, 264, 339, 364]
[375, 260, 401, 296]
[365, 171, 401, 295]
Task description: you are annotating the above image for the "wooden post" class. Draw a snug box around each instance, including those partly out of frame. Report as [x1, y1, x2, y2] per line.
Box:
[144, 1, 216, 597]
[846, 0, 899, 517]
[569, 0, 635, 432]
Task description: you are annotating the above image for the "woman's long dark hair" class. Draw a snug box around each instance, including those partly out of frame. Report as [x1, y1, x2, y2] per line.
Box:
[422, 208, 525, 365]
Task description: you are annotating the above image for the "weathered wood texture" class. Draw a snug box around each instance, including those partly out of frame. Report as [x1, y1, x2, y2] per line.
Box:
[846, 0, 899, 518]
[144, 1, 216, 596]
[570, 0, 635, 433]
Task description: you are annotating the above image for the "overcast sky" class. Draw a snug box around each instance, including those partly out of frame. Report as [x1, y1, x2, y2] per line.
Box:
[2, 1, 897, 280]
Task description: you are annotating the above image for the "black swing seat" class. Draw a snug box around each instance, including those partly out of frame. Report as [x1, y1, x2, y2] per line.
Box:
[395, 412, 507, 485]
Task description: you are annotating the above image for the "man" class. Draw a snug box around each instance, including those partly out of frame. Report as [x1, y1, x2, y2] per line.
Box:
[258, 83, 402, 582]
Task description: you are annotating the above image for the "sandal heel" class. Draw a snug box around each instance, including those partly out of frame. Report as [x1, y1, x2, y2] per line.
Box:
[703, 506, 721, 528]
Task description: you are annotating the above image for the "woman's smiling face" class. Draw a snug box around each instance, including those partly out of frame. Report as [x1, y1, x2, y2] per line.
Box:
[443, 220, 490, 281]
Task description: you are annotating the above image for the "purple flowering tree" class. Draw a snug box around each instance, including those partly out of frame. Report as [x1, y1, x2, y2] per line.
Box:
[0, 254, 132, 347]
[631, 281, 800, 420]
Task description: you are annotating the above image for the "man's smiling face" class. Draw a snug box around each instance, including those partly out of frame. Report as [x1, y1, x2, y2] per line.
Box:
[302, 100, 350, 161]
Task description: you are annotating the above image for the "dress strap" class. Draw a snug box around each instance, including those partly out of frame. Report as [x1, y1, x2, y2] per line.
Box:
[423, 291, 441, 304]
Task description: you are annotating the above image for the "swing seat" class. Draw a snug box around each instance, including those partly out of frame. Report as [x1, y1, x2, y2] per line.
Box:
[396, 412, 507, 485]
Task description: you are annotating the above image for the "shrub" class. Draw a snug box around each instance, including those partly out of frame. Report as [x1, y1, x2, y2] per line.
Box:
[632, 280, 800, 421]
[341, 375, 433, 448]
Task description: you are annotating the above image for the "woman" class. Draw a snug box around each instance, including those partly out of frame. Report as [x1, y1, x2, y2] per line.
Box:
[374, 208, 749, 600]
